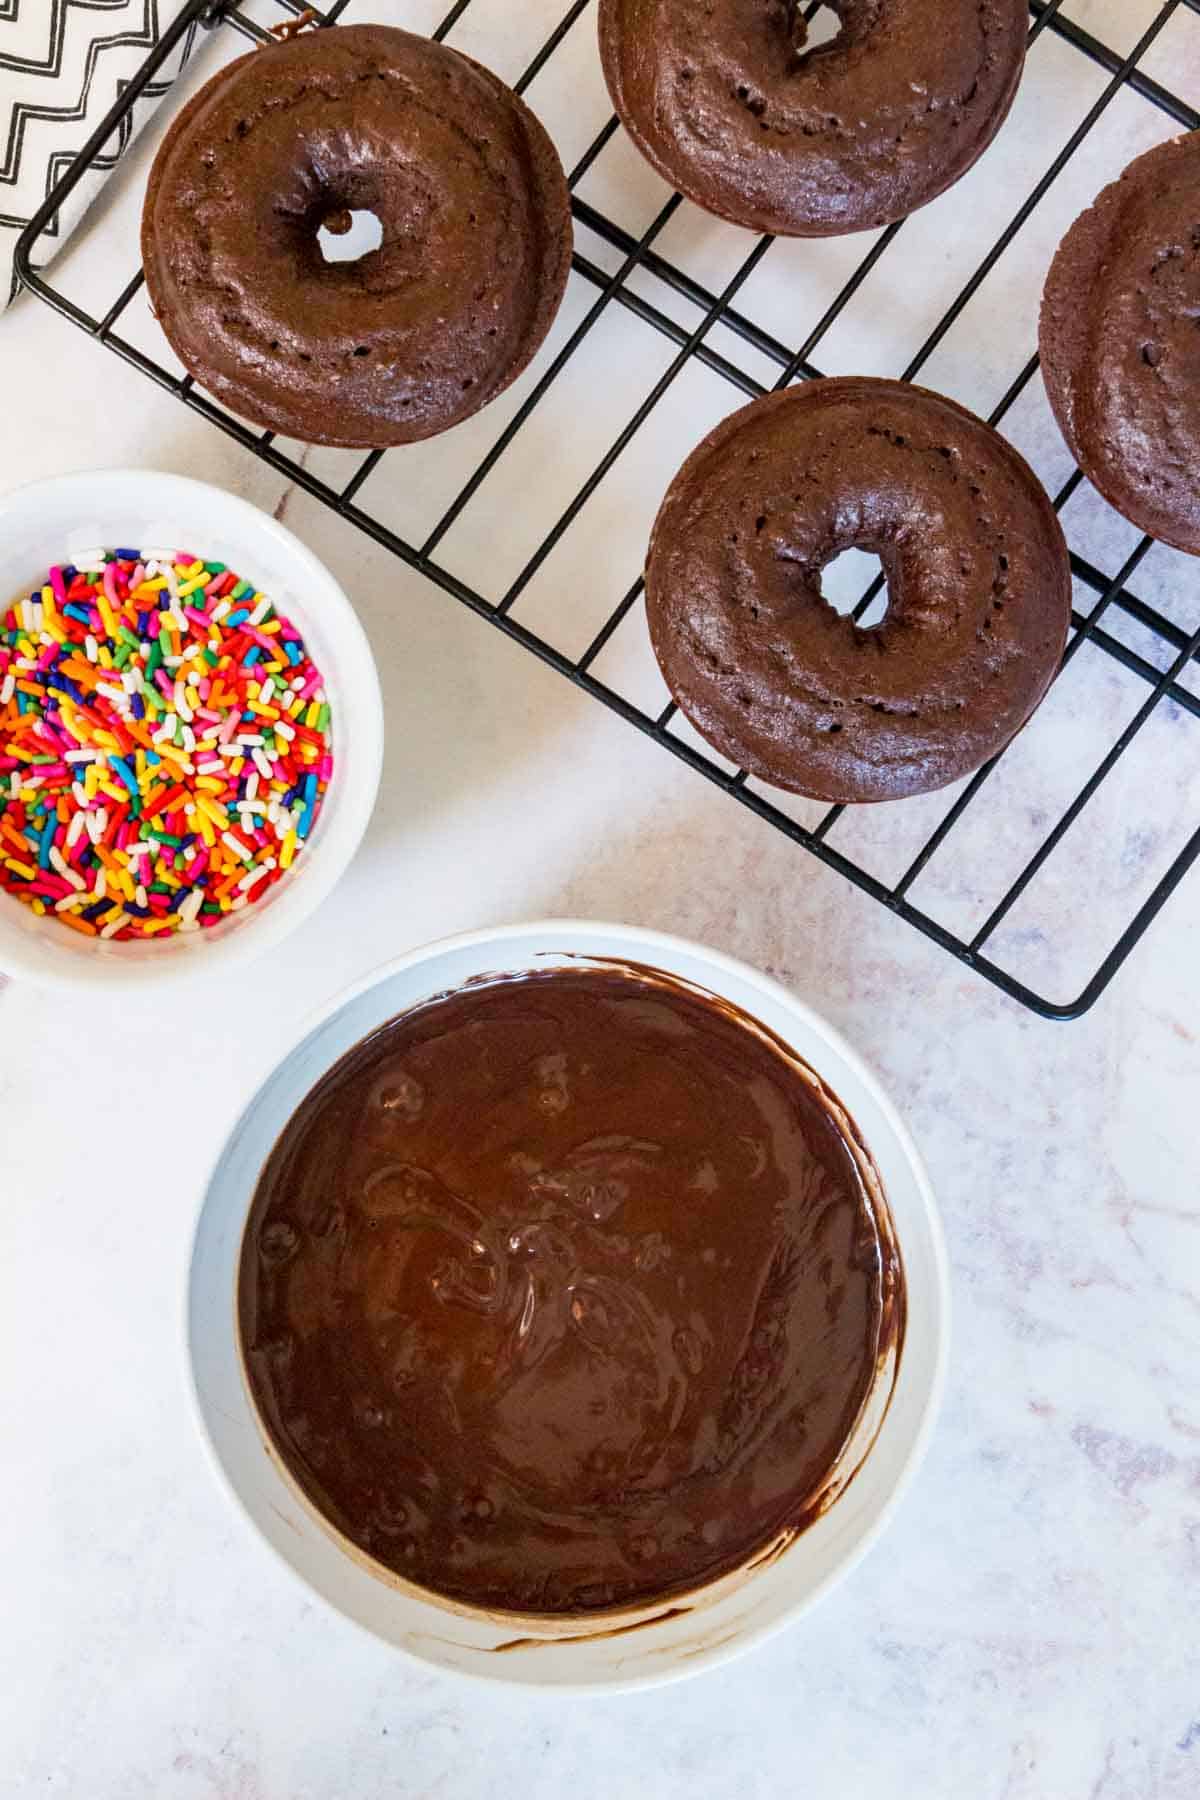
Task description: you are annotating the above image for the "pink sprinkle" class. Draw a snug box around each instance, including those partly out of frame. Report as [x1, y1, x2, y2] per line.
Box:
[49, 566, 67, 606]
[196, 679, 212, 703]
[155, 670, 174, 699]
[317, 754, 332, 782]
[218, 711, 240, 745]
[36, 643, 58, 673]
[116, 822, 133, 852]
[184, 607, 211, 630]
[103, 563, 120, 608]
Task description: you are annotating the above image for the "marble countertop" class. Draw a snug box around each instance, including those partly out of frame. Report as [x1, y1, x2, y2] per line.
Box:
[2, 2, 1199, 1794]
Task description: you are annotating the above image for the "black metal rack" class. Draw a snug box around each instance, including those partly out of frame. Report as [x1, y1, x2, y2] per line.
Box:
[15, 0, 1200, 1017]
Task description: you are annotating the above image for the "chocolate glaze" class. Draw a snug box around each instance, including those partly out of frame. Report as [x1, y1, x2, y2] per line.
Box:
[645, 378, 1072, 803]
[239, 964, 903, 1617]
[598, 0, 1028, 238]
[1040, 133, 1200, 558]
[141, 26, 572, 448]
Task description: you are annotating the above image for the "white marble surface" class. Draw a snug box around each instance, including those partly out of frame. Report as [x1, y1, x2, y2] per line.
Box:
[2, 2, 1200, 1794]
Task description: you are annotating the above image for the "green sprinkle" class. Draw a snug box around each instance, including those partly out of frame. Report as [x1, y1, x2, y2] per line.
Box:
[145, 641, 163, 680]
[204, 562, 226, 575]
[146, 828, 182, 848]
[157, 627, 172, 660]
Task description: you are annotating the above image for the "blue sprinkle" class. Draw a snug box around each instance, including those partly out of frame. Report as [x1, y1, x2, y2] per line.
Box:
[37, 817, 55, 870]
[83, 899, 110, 924]
[296, 803, 314, 840]
[62, 566, 78, 583]
[303, 772, 317, 805]
[63, 603, 91, 625]
[137, 611, 153, 636]
[146, 752, 161, 767]
[130, 693, 145, 721]
[108, 756, 139, 796]
[244, 647, 261, 667]
[284, 642, 301, 665]
[226, 609, 249, 627]
[112, 548, 141, 562]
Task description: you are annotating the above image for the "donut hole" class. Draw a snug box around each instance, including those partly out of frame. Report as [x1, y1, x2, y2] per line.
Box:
[818, 546, 889, 629]
[317, 208, 384, 264]
[792, 3, 844, 62]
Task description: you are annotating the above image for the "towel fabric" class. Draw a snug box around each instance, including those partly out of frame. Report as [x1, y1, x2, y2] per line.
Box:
[1, 0, 204, 306]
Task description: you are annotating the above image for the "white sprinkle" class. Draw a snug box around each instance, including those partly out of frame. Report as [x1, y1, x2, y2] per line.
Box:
[8, 773, 20, 801]
[210, 599, 232, 624]
[252, 748, 274, 781]
[68, 548, 105, 572]
[235, 734, 264, 748]
[238, 861, 273, 893]
[248, 595, 272, 626]
[94, 869, 107, 902]
[179, 890, 204, 926]
[49, 848, 86, 891]
[64, 749, 99, 764]
[221, 831, 252, 862]
[245, 772, 259, 803]
[272, 719, 295, 743]
[54, 893, 85, 913]
[153, 717, 177, 744]
[84, 634, 99, 664]
[135, 884, 148, 909]
[181, 725, 196, 754]
[65, 811, 87, 850]
[0, 674, 13, 706]
[258, 677, 275, 706]
[229, 894, 249, 912]
[86, 812, 104, 845]
[100, 912, 129, 939]
[163, 655, 184, 671]
[96, 681, 126, 705]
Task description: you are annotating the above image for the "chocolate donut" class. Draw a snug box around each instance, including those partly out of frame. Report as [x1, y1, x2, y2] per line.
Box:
[1040, 133, 1200, 557]
[598, 0, 1029, 236]
[141, 26, 572, 448]
[645, 379, 1071, 804]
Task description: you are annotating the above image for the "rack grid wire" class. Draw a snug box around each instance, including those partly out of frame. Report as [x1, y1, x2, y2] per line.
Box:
[14, 0, 1200, 1018]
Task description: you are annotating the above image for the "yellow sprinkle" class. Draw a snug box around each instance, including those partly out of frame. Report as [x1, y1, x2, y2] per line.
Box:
[305, 701, 321, 729]
[84, 763, 100, 798]
[4, 857, 36, 879]
[194, 776, 227, 795]
[259, 620, 281, 635]
[18, 788, 37, 806]
[279, 830, 298, 871]
[229, 756, 245, 777]
[97, 596, 118, 639]
[100, 904, 125, 926]
[196, 795, 229, 830]
[97, 647, 115, 671]
[141, 917, 179, 935]
[31, 898, 47, 916]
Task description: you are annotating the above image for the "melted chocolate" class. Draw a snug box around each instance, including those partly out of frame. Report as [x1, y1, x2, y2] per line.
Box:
[239, 964, 903, 1616]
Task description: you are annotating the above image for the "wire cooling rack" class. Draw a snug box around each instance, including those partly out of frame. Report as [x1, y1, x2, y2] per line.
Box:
[14, 0, 1200, 1017]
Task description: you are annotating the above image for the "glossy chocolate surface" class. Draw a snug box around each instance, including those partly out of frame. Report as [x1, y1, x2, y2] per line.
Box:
[240, 964, 902, 1615]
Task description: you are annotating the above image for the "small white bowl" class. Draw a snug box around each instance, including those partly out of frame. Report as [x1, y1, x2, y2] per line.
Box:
[0, 469, 383, 988]
[187, 920, 949, 1692]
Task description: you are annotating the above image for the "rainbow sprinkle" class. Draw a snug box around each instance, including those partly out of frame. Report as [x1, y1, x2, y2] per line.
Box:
[0, 548, 333, 941]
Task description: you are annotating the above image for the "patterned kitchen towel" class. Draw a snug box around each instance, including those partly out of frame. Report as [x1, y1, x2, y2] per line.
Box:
[1, 0, 207, 308]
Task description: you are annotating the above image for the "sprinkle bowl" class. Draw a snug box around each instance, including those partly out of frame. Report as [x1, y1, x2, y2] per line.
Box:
[0, 468, 383, 988]
[187, 919, 949, 1693]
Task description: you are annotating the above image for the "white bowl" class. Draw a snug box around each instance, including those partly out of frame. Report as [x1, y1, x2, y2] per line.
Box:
[187, 920, 949, 1692]
[0, 469, 383, 988]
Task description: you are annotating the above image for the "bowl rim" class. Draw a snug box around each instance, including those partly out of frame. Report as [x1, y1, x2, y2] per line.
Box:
[0, 466, 384, 989]
[183, 918, 951, 1693]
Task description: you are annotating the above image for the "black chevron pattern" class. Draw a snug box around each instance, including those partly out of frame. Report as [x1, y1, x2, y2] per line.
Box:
[1, 0, 200, 305]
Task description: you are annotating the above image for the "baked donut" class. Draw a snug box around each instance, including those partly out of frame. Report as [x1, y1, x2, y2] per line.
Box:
[645, 379, 1071, 803]
[141, 25, 572, 448]
[1040, 133, 1200, 557]
[598, 0, 1029, 236]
